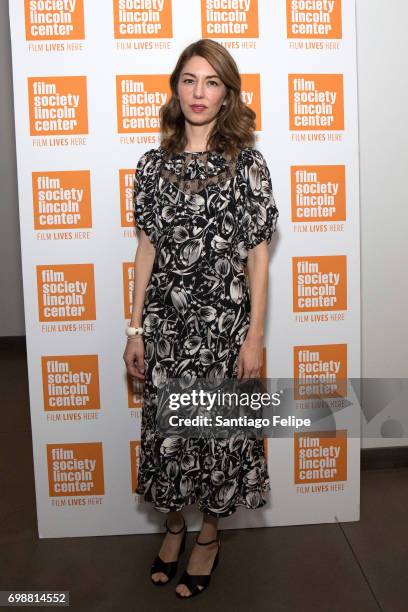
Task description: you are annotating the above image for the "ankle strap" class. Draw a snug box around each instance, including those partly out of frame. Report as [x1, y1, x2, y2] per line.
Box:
[165, 517, 186, 535]
[195, 536, 219, 546]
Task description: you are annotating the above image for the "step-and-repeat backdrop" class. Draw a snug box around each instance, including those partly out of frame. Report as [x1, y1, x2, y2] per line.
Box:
[9, 0, 360, 537]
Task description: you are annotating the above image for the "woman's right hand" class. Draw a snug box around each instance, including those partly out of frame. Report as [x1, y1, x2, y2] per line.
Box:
[123, 337, 145, 380]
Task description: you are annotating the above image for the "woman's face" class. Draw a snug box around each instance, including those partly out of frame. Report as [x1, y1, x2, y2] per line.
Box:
[176, 55, 227, 127]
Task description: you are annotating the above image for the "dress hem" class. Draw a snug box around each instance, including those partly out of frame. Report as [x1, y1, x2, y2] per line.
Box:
[134, 481, 271, 519]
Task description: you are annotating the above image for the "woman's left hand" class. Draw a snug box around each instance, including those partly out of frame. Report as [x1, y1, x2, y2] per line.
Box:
[236, 335, 263, 379]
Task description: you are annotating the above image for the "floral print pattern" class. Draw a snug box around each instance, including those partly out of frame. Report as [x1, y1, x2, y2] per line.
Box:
[132, 146, 279, 517]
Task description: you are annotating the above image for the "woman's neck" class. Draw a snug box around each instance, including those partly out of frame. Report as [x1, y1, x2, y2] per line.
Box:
[183, 123, 212, 153]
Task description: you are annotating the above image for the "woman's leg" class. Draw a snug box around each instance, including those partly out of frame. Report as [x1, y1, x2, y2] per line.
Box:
[175, 513, 219, 597]
[151, 510, 185, 584]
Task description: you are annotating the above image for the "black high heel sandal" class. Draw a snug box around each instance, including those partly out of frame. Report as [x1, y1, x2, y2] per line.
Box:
[175, 534, 221, 599]
[150, 517, 187, 586]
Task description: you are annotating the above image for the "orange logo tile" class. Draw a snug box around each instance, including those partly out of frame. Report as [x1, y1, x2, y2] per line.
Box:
[47, 442, 104, 496]
[119, 169, 136, 227]
[292, 255, 347, 312]
[116, 75, 170, 133]
[122, 262, 134, 319]
[286, 0, 342, 39]
[294, 430, 347, 483]
[241, 73, 261, 131]
[127, 374, 144, 408]
[113, 0, 173, 38]
[37, 264, 96, 322]
[201, 0, 259, 38]
[42, 355, 100, 410]
[32, 170, 92, 230]
[122, 261, 146, 404]
[293, 344, 347, 399]
[28, 76, 88, 136]
[24, 0, 85, 40]
[130, 440, 141, 492]
[288, 74, 344, 130]
[291, 165, 346, 222]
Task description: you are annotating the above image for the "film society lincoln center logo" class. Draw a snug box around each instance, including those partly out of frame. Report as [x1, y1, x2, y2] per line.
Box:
[47, 443, 104, 497]
[291, 165, 346, 223]
[37, 264, 96, 322]
[286, 0, 342, 39]
[24, 0, 85, 40]
[28, 76, 88, 136]
[116, 74, 170, 133]
[294, 430, 347, 486]
[119, 169, 137, 227]
[201, 0, 259, 38]
[32, 170, 92, 230]
[289, 74, 344, 131]
[293, 343, 347, 400]
[293, 255, 347, 313]
[113, 0, 173, 38]
[41, 355, 100, 412]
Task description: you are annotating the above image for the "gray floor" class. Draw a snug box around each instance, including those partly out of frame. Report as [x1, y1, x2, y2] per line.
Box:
[0, 338, 406, 612]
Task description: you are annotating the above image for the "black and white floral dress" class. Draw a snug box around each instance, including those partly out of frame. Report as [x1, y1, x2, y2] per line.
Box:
[132, 145, 279, 518]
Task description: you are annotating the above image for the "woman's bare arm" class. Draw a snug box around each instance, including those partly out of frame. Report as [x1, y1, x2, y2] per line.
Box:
[236, 241, 269, 378]
[129, 230, 156, 327]
[123, 230, 156, 379]
[245, 241, 269, 341]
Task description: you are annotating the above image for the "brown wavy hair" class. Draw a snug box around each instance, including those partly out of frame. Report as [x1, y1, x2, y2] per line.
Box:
[159, 39, 256, 158]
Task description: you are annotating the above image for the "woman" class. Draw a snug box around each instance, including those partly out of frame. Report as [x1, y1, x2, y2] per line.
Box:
[123, 38, 279, 599]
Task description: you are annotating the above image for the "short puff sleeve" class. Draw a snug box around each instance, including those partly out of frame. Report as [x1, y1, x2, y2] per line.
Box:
[133, 149, 158, 246]
[242, 149, 279, 250]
